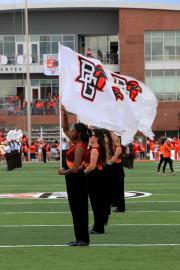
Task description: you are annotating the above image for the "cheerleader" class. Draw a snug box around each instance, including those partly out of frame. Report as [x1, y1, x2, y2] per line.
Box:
[83, 128, 107, 234]
[58, 107, 90, 246]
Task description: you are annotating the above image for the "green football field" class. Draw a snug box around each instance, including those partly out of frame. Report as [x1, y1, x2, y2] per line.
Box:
[0, 160, 180, 270]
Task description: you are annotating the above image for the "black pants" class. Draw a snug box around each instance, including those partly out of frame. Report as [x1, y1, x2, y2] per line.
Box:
[17, 152, 22, 168]
[87, 168, 105, 233]
[65, 170, 89, 244]
[5, 153, 13, 171]
[163, 157, 174, 173]
[102, 164, 113, 224]
[111, 163, 125, 212]
[157, 154, 164, 172]
[42, 150, 46, 163]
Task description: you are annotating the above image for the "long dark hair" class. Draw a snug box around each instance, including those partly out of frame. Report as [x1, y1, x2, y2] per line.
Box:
[74, 123, 90, 144]
[93, 128, 107, 164]
[160, 137, 166, 145]
[101, 128, 114, 157]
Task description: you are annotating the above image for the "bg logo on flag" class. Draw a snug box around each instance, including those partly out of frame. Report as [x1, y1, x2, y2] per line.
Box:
[76, 56, 107, 101]
[111, 73, 142, 102]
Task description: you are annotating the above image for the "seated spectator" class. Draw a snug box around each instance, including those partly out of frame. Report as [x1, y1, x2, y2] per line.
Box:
[86, 48, 93, 58]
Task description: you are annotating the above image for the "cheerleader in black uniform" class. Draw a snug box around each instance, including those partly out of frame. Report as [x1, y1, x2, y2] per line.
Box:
[109, 133, 125, 213]
[83, 128, 107, 234]
[58, 107, 90, 246]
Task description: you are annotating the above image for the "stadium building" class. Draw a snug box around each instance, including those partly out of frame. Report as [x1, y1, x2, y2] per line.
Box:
[0, 0, 180, 140]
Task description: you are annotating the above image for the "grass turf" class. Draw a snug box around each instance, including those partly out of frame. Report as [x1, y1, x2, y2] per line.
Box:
[0, 160, 179, 270]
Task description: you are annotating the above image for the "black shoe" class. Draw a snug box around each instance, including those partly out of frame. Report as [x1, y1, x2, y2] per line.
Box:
[68, 241, 89, 246]
[89, 229, 104, 234]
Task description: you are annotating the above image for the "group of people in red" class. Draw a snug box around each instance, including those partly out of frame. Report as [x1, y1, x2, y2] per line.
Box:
[58, 106, 125, 246]
[131, 137, 180, 161]
[5, 94, 59, 115]
[31, 95, 59, 115]
[21, 135, 59, 163]
[147, 137, 180, 161]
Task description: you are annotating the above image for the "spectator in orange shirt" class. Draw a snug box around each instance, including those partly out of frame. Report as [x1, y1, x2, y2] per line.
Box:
[162, 138, 175, 175]
[174, 138, 180, 160]
[133, 140, 140, 160]
[22, 141, 29, 161]
[177, 140, 180, 161]
[30, 142, 36, 161]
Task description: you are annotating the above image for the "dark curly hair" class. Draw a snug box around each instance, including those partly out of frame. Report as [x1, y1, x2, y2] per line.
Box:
[74, 123, 91, 144]
[101, 128, 114, 157]
[93, 128, 107, 165]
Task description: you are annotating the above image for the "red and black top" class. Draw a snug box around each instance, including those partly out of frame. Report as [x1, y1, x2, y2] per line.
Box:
[66, 143, 87, 169]
[83, 146, 103, 170]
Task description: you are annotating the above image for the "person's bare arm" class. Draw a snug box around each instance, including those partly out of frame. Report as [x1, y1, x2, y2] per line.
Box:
[84, 148, 99, 174]
[61, 106, 71, 139]
[109, 146, 122, 164]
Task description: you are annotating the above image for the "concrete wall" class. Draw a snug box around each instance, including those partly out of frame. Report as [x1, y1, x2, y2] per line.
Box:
[0, 9, 119, 35]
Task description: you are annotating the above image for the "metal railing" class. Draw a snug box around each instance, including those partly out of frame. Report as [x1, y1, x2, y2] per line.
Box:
[0, 98, 59, 116]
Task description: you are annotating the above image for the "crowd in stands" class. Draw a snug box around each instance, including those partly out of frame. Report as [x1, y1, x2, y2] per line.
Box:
[1, 94, 59, 116]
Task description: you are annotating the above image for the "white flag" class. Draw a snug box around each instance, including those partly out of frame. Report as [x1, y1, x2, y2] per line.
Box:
[58, 45, 125, 133]
[106, 71, 158, 139]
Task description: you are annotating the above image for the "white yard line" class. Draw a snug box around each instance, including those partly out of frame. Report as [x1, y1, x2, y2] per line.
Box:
[0, 210, 180, 214]
[0, 200, 180, 205]
[0, 243, 179, 248]
[0, 224, 180, 228]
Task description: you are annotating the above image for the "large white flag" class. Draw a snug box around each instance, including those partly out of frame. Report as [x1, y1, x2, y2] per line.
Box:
[104, 71, 138, 145]
[59, 45, 126, 133]
[106, 71, 158, 139]
[58, 45, 157, 144]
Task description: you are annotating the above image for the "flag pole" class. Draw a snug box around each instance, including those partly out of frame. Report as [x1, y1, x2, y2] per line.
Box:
[25, 0, 31, 144]
[59, 45, 62, 169]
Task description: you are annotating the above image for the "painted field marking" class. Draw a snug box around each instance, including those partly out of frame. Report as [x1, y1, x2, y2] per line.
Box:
[0, 200, 180, 206]
[0, 210, 180, 214]
[0, 243, 179, 248]
[0, 224, 180, 228]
